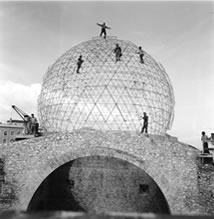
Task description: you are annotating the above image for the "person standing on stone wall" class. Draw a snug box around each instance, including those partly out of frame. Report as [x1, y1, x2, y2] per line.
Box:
[97, 22, 111, 39]
[30, 114, 38, 135]
[140, 112, 149, 134]
[114, 44, 122, 62]
[201, 131, 210, 154]
[76, 55, 84, 73]
[137, 46, 145, 64]
[24, 115, 31, 134]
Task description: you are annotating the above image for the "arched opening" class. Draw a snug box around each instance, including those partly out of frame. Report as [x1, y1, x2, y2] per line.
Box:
[28, 156, 170, 214]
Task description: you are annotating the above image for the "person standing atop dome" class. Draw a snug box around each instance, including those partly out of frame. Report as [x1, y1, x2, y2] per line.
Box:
[140, 112, 149, 134]
[114, 44, 122, 62]
[97, 22, 111, 39]
[137, 46, 145, 64]
[76, 55, 84, 73]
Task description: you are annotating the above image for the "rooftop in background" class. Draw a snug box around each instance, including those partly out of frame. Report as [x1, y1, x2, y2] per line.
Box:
[0, 120, 24, 128]
[0, 120, 24, 145]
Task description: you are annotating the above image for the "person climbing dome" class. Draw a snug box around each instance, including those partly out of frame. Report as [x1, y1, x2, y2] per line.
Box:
[97, 22, 111, 39]
[137, 46, 145, 64]
[76, 55, 84, 73]
[201, 131, 210, 154]
[114, 43, 122, 62]
[140, 112, 149, 134]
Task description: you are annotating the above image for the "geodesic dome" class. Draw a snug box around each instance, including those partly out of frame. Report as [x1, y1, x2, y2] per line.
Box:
[38, 36, 175, 135]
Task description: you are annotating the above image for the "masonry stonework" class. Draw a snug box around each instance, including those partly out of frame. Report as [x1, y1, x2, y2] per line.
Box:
[0, 128, 213, 215]
[197, 164, 214, 215]
[28, 156, 170, 213]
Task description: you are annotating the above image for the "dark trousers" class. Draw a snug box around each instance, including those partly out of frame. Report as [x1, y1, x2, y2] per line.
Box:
[203, 142, 210, 153]
[76, 64, 81, 73]
[100, 29, 106, 38]
[116, 53, 121, 61]
[141, 123, 148, 133]
[140, 54, 144, 63]
[31, 123, 36, 134]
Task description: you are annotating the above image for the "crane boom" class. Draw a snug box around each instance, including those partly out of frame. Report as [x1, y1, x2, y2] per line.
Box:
[11, 105, 30, 121]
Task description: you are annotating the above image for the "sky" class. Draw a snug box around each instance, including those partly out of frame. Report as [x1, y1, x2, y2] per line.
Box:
[0, 0, 213, 149]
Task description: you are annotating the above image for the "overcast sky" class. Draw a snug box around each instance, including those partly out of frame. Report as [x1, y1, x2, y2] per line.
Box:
[0, 1, 213, 149]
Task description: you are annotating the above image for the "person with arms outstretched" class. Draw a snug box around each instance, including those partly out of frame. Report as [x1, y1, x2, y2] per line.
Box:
[97, 22, 111, 39]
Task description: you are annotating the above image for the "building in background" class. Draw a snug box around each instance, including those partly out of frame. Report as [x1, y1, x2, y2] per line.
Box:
[0, 121, 24, 145]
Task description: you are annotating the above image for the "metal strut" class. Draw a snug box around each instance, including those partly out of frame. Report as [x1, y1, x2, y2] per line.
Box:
[11, 105, 29, 121]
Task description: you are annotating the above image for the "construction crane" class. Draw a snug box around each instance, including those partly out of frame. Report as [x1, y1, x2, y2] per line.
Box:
[10, 105, 42, 138]
[11, 105, 30, 121]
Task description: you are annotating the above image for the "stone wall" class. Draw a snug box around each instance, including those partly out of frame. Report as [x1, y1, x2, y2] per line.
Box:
[28, 156, 169, 213]
[1, 211, 214, 219]
[0, 128, 213, 215]
[197, 164, 214, 215]
[0, 157, 17, 210]
[68, 156, 169, 214]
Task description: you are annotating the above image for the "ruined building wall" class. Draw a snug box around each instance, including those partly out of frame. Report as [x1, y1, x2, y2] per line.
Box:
[0, 157, 16, 210]
[28, 156, 170, 213]
[0, 129, 213, 215]
[197, 164, 214, 215]
[67, 156, 167, 213]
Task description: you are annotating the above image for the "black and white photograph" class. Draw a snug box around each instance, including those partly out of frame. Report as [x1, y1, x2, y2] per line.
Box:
[0, 0, 213, 218]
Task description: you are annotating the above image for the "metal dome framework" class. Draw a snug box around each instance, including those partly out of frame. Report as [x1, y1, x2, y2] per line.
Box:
[38, 36, 175, 135]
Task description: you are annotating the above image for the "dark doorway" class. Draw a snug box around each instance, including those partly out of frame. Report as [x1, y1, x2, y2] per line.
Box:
[27, 160, 84, 211]
[28, 156, 170, 214]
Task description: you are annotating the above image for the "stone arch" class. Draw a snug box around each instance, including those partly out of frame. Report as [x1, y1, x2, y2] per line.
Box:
[20, 147, 171, 213]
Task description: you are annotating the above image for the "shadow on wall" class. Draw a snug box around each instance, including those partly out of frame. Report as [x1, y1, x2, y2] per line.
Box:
[27, 156, 170, 214]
